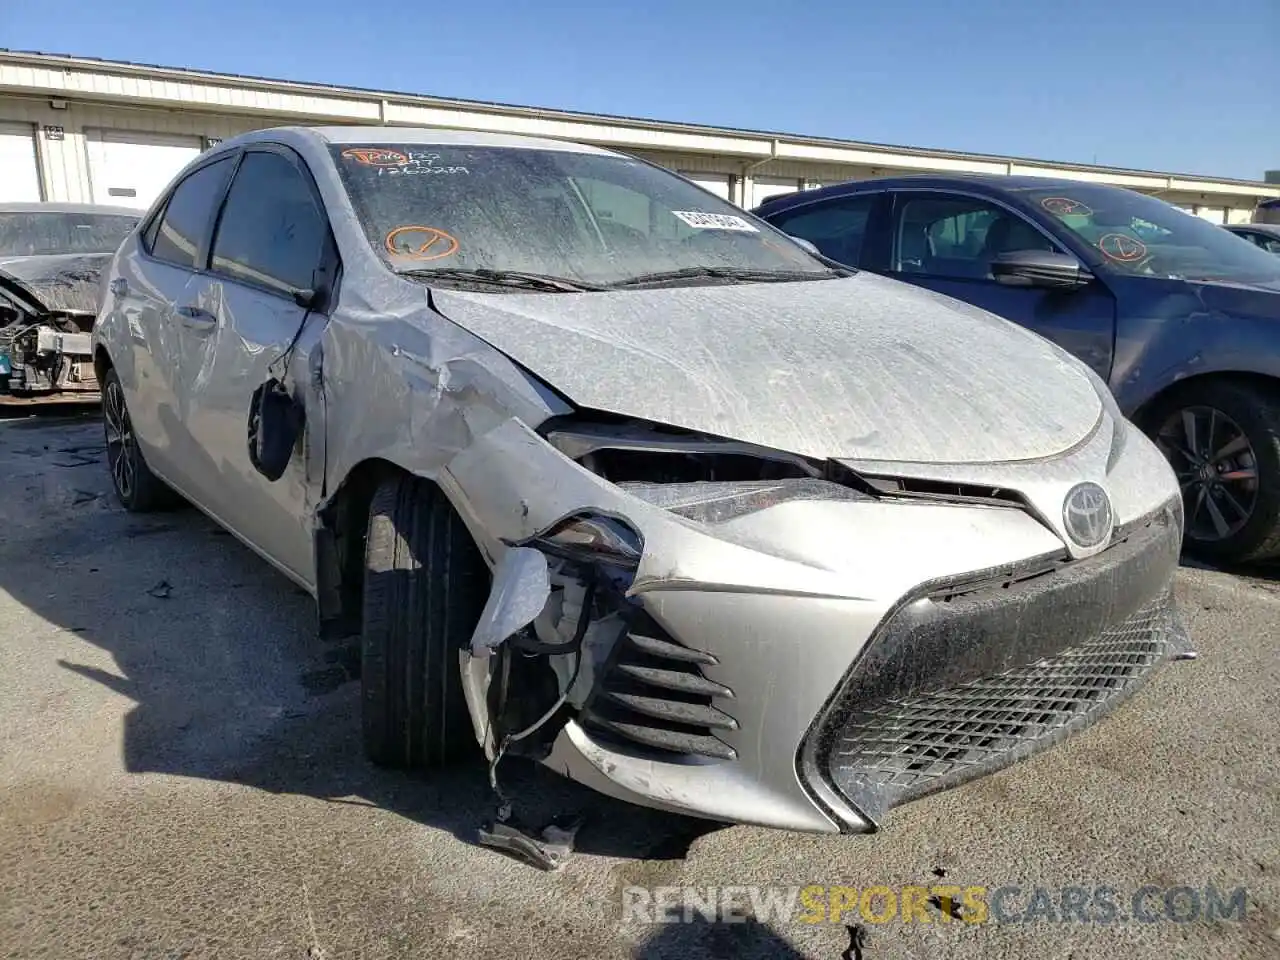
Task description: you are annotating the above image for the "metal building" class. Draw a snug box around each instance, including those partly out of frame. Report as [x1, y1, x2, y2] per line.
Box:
[2, 49, 1276, 222]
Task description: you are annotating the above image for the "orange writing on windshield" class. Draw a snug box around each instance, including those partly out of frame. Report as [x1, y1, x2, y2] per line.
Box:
[385, 225, 460, 261]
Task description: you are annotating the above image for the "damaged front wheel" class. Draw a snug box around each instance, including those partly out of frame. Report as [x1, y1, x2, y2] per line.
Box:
[361, 474, 490, 769]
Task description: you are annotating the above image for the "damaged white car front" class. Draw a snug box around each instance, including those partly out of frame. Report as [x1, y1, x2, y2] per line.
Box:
[0, 206, 139, 402]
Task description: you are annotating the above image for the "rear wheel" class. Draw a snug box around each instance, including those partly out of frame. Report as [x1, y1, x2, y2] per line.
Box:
[1147, 379, 1280, 565]
[102, 367, 178, 512]
[360, 473, 490, 769]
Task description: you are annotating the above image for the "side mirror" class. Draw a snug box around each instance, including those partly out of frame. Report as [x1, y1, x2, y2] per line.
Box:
[991, 250, 1092, 290]
[788, 235, 821, 257]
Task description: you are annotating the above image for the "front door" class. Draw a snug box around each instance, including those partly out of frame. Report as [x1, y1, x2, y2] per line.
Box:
[175, 146, 336, 587]
[886, 191, 1118, 380]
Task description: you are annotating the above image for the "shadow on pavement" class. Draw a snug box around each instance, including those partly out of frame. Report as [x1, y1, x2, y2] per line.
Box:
[632, 912, 821, 960]
[0, 412, 722, 874]
[1179, 556, 1280, 583]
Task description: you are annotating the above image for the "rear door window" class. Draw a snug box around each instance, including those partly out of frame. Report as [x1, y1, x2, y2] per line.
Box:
[210, 150, 330, 298]
[148, 156, 234, 269]
[766, 194, 879, 267]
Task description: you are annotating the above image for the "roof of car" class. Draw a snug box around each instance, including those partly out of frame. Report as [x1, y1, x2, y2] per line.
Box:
[1225, 222, 1280, 238]
[294, 125, 618, 156]
[0, 201, 141, 216]
[753, 172, 1119, 213]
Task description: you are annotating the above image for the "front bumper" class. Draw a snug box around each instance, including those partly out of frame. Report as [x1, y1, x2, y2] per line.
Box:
[802, 504, 1189, 827]
[540, 498, 1187, 833]
[446, 418, 1189, 834]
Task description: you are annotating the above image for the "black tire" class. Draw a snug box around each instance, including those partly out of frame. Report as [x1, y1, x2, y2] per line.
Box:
[1145, 378, 1280, 565]
[102, 367, 179, 512]
[361, 473, 490, 769]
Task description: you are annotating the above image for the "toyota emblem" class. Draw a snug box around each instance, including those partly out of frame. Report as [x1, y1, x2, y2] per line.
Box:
[1062, 482, 1113, 548]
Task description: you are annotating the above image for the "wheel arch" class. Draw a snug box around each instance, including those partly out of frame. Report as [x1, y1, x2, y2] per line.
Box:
[313, 455, 486, 638]
[1129, 370, 1280, 564]
[1129, 371, 1280, 432]
[93, 344, 114, 385]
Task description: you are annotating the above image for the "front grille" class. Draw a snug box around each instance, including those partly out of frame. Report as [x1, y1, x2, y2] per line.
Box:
[825, 592, 1182, 821]
[581, 615, 738, 761]
[802, 503, 1189, 827]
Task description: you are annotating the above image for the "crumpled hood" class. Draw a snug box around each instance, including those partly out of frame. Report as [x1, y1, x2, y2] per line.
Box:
[0, 253, 110, 315]
[430, 271, 1101, 463]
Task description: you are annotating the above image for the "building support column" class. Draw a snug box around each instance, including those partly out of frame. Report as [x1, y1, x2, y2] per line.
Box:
[737, 139, 779, 207]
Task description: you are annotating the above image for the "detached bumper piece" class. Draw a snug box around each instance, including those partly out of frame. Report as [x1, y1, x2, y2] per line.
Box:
[581, 615, 739, 761]
[478, 813, 584, 872]
[804, 501, 1189, 826]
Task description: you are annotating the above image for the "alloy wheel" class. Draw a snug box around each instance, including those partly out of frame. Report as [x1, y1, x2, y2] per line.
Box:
[1155, 405, 1258, 542]
[103, 378, 136, 503]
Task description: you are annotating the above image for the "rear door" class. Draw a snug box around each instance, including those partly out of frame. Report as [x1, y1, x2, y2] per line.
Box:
[885, 190, 1118, 379]
[113, 154, 236, 489]
[175, 145, 336, 586]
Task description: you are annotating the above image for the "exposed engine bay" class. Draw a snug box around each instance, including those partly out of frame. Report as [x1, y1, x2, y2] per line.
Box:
[0, 301, 98, 398]
[0, 257, 106, 401]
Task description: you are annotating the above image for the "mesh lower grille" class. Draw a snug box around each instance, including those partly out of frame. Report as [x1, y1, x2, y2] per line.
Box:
[826, 591, 1180, 819]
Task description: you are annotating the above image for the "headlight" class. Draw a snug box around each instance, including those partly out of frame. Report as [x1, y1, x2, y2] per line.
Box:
[533, 514, 642, 568]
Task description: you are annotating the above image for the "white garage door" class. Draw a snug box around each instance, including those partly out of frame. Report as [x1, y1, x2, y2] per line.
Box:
[0, 122, 41, 202]
[86, 130, 203, 209]
[751, 178, 800, 208]
[680, 172, 731, 200]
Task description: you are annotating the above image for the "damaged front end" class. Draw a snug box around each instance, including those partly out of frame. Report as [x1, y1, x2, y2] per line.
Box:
[461, 514, 644, 869]
[447, 404, 1188, 856]
[458, 414, 863, 779]
[0, 267, 101, 402]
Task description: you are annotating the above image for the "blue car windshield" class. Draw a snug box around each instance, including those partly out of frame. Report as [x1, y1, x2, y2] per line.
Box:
[329, 144, 833, 287]
[1021, 187, 1280, 285]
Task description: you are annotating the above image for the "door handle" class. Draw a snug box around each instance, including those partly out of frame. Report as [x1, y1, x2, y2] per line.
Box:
[109, 277, 128, 297]
[176, 304, 216, 326]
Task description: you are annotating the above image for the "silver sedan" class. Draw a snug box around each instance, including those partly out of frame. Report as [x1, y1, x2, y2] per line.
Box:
[91, 126, 1192, 866]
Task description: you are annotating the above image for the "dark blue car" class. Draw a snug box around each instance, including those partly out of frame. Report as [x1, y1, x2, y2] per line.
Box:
[755, 175, 1280, 565]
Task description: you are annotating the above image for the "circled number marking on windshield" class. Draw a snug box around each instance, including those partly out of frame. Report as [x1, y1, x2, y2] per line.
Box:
[342, 148, 411, 166]
[1041, 196, 1093, 216]
[1097, 233, 1147, 263]
[385, 225, 460, 261]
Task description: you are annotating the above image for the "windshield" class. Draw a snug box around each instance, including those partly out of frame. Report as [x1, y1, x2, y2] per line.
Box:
[0, 212, 138, 258]
[330, 145, 834, 287]
[1021, 186, 1280, 284]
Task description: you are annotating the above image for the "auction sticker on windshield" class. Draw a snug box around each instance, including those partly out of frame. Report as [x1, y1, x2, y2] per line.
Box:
[671, 211, 759, 232]
[385, 225, 459, 261]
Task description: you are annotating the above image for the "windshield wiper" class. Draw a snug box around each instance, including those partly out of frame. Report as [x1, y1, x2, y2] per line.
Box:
[400, 268, 605, 292]
[606, 265, 848, 289]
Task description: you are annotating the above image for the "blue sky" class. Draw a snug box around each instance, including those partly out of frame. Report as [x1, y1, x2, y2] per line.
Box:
[2, 0, 1276, 180]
